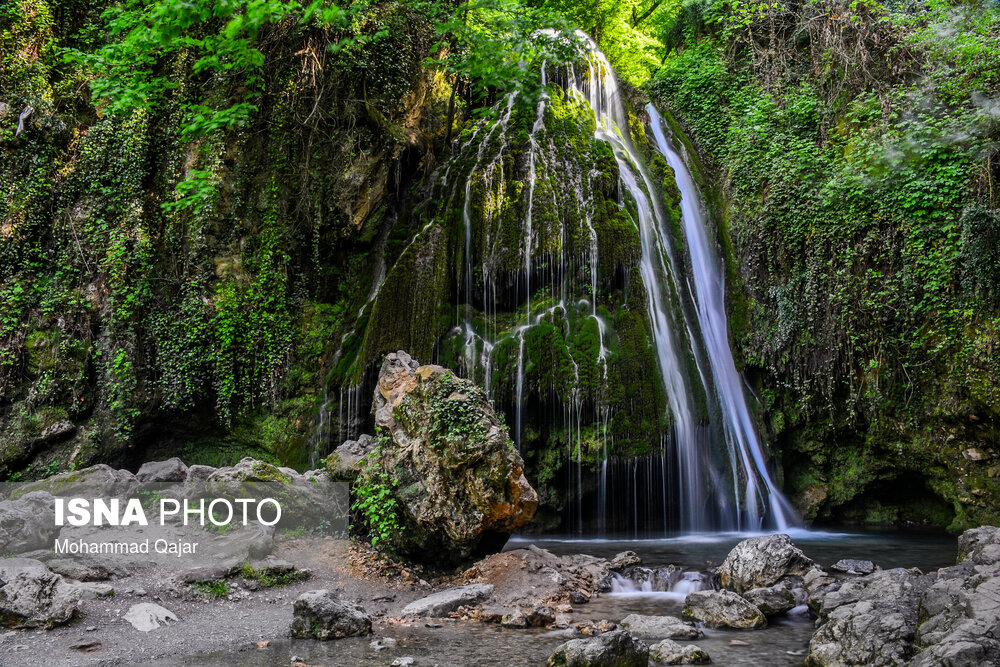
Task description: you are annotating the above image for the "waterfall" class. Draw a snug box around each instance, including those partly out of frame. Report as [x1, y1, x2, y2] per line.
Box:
[646, 106, 798, 530]
[564, 32, 731, 531]
[336, 29, 797, 534]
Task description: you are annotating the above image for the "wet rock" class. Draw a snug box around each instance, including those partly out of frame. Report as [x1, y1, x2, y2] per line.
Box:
[0, 559, 81, 629]
[742, 584, 796, 615]
[830, 559, 877, 575]
[806, 567, 930, 666]
[477, 605, 512, 623]
[123, 603, 178, 632]
[620, 614, 703, 639]
[682, 590, 766, 629]
[136, 457, 189, 484]
[462, 546, 607, 607]
[371, 351, 537, 566]
[0, 491, 59, 553]
[325, 434, 377, 481]
[648, 638, 711, 664]
[546, 628, 648, 666]
[956, 524, 1000, 564]
[609, 551, 641, 571]
[718, 534, 815, 593]
[401, 584, 494, 617]
[526, 605, 556, 627]
[501, 608, 528, 628]
[569, 591, 590, 604]
[289, 589, 371, 640]
[908, 527, 1000, 666]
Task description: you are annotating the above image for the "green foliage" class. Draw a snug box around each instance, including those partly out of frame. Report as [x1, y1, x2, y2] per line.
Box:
[191, 578, 229, 597]
[351, 432, 401, 550]
[651, 0, 1000, 525]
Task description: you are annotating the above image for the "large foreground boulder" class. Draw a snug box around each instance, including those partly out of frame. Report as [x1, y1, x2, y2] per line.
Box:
[718, 534, 815, 593]
[805, 526, 1000, 666]
[806, 567, 931, 666]
[683, 589, 766, 629]
[368, 351, 538, 566]
[289, 589, 371, 640]
[547, 629, 648, 666]
[0, 559, 81, 629]
[909, 525, 1000, 666]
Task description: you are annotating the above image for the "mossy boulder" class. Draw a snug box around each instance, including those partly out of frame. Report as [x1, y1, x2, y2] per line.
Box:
[370, 351, 538, 566]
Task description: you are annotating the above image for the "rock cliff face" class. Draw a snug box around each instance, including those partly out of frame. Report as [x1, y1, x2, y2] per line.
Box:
[366, 351, 537, 565]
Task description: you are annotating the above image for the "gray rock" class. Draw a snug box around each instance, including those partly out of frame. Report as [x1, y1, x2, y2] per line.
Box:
[14, 465, 137, 499]
[501, 608, 527, 628]
[718, 534, 815, 593]
[325, 434, 377, 481]
[370, 637, 397, 651]
[609, 551, 641, 570]
[0, 491, 59, 553]
[46, 558, 116, 582]
[200, 457, 347, 530]
[546, 628, 649, 666]
[184, 464, 217, 488]
[289, 589, 371, 640]
[831, 559, 877, 575]
[401, 583, 494, 617]
[806, 567, 930, 666]
[908, 530, 1000, 666]
[371, 352, 538, 566]
[38, 420, 75, 443]
[620, 614, 703, 639]
[648, 638, 711, 664]
[123, 603, 178, 631]
[743, 584, 796, 615]
[136, 458, 189, 483]
[682, 590, 766, 629]
[956, 524, 1000, 564]
[0, 559, 81, 629]
[72, 582, 115, 600]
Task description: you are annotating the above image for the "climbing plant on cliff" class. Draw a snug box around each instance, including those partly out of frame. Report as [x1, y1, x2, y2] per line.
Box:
[649, 0, 1000, 527]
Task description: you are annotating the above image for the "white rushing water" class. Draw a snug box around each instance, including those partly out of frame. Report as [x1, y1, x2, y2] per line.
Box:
[563, 31, 730, 531]
[645, 105, 798, 530]
[561, 31, 796, 531]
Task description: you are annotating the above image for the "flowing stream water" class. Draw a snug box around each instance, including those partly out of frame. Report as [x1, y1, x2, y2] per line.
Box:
[565, 33, 795, 531]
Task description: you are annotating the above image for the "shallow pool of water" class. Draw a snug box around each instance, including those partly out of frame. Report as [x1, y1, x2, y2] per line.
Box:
[166, 529, 957, 666]
[511, 527, 958, 573]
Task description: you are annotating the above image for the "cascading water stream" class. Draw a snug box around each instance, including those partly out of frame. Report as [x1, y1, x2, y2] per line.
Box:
[564, 32, 728, 531]
[646, 107, 798, 530]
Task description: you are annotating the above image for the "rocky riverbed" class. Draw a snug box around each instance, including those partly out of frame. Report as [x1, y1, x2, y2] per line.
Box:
[1, 518, 998, 665]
